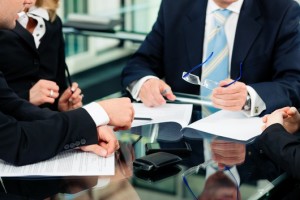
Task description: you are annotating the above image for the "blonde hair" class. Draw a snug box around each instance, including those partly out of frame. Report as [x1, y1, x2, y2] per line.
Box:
[36, 0, 59, 22]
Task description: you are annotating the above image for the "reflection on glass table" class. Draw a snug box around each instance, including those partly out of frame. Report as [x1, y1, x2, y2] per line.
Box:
[0, 122, 291, 200]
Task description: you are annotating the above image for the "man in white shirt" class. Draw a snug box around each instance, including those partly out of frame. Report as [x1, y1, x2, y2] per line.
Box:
[0, 0, 134, 166]
[122, 0, 300, 117]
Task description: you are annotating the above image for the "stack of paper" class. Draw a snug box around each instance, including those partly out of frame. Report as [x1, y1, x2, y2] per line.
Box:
[132, 103, 193, 128]
[0, 150, 114, 177]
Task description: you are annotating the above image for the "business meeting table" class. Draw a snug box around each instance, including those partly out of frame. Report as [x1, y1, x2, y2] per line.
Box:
[0, 104, 297, 200]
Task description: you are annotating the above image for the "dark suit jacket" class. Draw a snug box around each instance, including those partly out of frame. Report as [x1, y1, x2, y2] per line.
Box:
[0, 16, 68, 111]
[0, 72, 98, 166]
[122, 0, 300, 115]
[258, 123, 300, 179]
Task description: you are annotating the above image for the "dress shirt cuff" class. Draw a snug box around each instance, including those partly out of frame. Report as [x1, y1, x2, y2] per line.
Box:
[126, 76, 159, 101]
[242, 86, 266, 117]
[83, 102, 109, 126]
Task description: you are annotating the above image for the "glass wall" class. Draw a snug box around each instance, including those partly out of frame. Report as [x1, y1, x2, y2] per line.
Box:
[60, 0, 161, 75]
[63, 0, 88, 57]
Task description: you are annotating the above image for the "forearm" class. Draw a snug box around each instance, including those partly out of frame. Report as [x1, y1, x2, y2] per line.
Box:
[258, 123, 300, 179]
[0, 108, 98, 166]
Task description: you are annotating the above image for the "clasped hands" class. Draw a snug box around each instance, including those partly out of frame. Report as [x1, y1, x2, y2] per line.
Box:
[262, 106, 300, 134]
[139, 78, 247, 111]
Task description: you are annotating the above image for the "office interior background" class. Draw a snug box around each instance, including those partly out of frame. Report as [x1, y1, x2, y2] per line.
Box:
[59, 0, 161, 103]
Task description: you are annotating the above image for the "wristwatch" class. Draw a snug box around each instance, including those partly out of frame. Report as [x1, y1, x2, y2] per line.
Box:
[243, 93, 251, 111]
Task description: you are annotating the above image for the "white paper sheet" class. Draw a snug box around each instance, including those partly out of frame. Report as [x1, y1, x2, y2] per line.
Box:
[0, 150, 114, 177]
[183, 110, 263, 141]
[132, 103, 193, 128]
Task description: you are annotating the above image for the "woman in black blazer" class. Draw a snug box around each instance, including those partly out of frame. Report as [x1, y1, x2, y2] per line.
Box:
[259, 106, 300, 179]
[0, 0, 82, 111]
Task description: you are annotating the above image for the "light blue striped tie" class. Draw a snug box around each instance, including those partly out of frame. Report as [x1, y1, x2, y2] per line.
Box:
[201, 9, 232, 117]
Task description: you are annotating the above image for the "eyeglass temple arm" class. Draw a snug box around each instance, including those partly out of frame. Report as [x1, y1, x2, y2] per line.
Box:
[223, 62, 243, 87]
[183, 52, 214, 78]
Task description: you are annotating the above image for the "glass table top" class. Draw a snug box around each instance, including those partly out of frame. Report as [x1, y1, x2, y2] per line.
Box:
[0, 119, 287, 200]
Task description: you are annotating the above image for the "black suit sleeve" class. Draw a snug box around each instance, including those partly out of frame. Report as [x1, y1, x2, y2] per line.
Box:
[0, 108, 98, 166]
[258, 123, 300, 179]
[0, 72, 98, 165]
[121, 0, 165, 89]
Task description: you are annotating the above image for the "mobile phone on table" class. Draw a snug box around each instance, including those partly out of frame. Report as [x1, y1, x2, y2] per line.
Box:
[145, 141, 192, 157]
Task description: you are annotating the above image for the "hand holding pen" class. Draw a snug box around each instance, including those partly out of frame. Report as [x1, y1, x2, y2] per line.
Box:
[139, 78, 176, 107]
[58, 82, 83, 111]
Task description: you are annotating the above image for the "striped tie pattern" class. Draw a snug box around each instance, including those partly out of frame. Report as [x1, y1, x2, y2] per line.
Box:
[201, 9, 232, 117]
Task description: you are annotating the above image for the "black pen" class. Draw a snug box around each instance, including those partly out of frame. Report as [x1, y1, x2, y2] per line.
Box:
[134, 117, 153, 121]
[65, 66, 74, 93]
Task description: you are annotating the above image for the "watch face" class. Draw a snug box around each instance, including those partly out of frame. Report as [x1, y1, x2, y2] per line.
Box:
[243, 95, 251, 111]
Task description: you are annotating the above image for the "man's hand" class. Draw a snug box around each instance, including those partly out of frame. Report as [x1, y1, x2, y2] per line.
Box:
[58, 82, 83, 111]
[211, 79, 247, 111]
[80, 126, 119, 157]
[29, 79, 59, 106]
[211, 140, 246, 170]
[139, 78, 176, 107]
[262, 107, 300, 134]
[98, 97, 134, 130]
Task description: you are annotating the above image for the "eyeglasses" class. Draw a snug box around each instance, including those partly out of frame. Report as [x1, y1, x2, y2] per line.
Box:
[182, 159, 240, 200]
[182, 52, 243, 90]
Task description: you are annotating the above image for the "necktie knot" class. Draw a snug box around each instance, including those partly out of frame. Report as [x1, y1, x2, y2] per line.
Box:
[214, 9, 232, 26]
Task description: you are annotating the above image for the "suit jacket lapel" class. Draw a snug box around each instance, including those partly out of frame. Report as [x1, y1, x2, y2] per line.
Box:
[12, 22, 36, 51]
[184, 0, 208, 74]
[231, 0, 262, 78]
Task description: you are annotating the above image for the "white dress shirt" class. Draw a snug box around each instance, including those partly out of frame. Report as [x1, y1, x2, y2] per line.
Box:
[18, 6, 49, 48]
[128, 0, 266, 117]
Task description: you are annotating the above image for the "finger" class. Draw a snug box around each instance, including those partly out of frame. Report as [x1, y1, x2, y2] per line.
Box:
[287, 107, 298, 115]
[42, 96, 56, 104]
[113, 126, 129, 131]
[48, 89, 60, 99]
[262, 115, 269, 123]
[69, 88, 82, 103]
[98, 126, 119, 155]
[72, 101, 83, 109]
[103, 139, 120, 155]
[150, 87, 167, 106]
[80, 145, 108, 157]
[38, 79, 59, 92]
[47, 83, 59, 93]
[218, 79, 234, 87]
[59, 88, 72, 102]
[70, 82, 79, 93]
[161, 88, 176, 101]
[140, 80, 167, 107]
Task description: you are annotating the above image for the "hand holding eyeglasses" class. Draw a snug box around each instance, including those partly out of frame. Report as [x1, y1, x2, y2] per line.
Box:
[211, 79, 248, 111]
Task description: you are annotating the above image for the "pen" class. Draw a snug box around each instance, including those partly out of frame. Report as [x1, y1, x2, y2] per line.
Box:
[134, 117, 153, 121]
[65, 66, 74, 93]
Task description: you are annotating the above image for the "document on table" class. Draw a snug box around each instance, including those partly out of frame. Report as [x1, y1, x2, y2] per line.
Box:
[0, 150, 114, 177]
[182, 110, 264, 142]
[132, 103, 193, 127]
